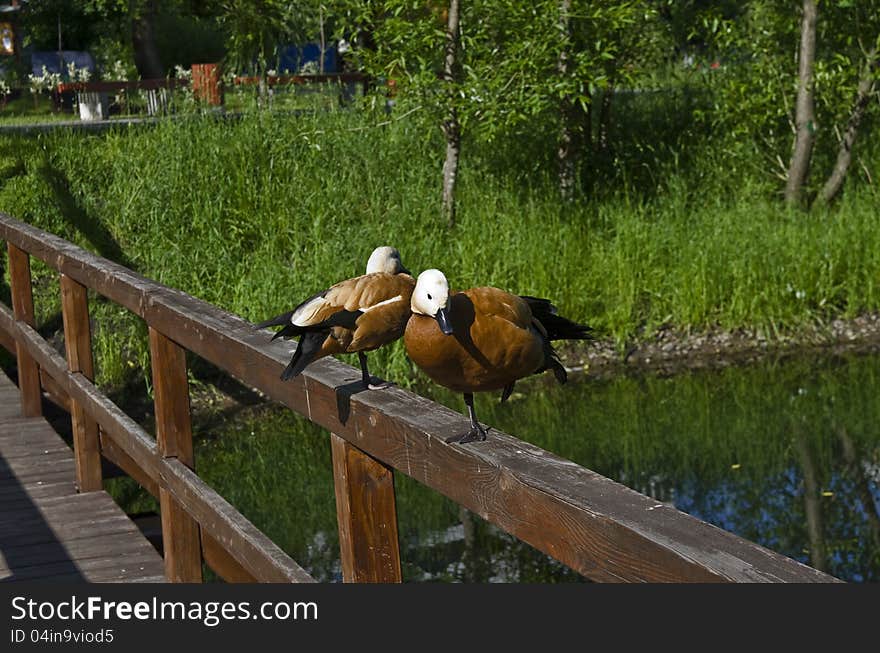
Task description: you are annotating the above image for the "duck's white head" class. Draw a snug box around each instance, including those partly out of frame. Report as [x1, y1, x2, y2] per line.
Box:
[412, 269, 454, 335]
[366, 246, 410, 275]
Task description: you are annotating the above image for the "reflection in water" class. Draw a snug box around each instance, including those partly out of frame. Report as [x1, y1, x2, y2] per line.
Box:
[470, 351, 880, 582]
[109, 352, 880, 582]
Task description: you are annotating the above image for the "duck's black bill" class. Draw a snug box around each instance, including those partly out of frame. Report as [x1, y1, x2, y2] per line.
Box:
[400, 265, 412, 275]
[435, 307, 454, 335]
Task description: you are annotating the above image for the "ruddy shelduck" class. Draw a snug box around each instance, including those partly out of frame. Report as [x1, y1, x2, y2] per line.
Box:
[257, 246, 414, 388]
[404, 269, 591, 443]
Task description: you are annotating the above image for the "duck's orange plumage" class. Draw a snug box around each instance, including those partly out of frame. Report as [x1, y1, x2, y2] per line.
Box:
[258, 246, 414, 388]
[405, 288, 547, 393]
[404, 270, 591, 443]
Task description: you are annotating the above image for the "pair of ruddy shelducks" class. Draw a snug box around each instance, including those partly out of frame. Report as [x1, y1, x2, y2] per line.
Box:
[257, 247, 591, 443]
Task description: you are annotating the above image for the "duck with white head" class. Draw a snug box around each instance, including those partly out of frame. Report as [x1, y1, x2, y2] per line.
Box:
[257, 246, 414, 389]
[405, 269, 591, 443]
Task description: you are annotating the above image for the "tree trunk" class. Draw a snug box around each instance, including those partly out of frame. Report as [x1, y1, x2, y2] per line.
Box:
[837, 426, 880, 551]
[131, 0, 164, 80]
[794, 429, 828, 572]
[784, 0, 818, 206]
[556, 0, 580, 201]
[596, 83, 614, 153]
[817, 47, 878, 206]
[441, 0, 461, 227]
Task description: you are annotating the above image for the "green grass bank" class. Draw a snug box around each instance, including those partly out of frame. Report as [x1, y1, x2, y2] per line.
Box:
[1, 106, 879, 389]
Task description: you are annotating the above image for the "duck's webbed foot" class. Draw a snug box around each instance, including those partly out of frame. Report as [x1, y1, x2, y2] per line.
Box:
[446, 393, 489, 444]
[358, 352, 395, 390]
[367, 379, 395, 390]
[446, 422, 489, 444]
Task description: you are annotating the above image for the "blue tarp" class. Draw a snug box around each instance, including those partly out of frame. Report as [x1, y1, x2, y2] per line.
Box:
[30, 50, 96, 78]
[276, 43, 337, 74]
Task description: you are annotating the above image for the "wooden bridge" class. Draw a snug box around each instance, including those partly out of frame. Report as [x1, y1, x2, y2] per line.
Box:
[0, 212, 840, 583]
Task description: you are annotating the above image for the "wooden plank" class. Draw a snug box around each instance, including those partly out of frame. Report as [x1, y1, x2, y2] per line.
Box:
[0, 467, 74, 490]
[0, 212, 841, 583]
[0, 418, 70, 444]
[0, 511, 141, 549]
[0, 323, 14, 355]
[150, 326, 201, 583]
[202, 532, 257, 583]
[55, 78, 188, 94]
[99, 432, 160, 497]
[331, 433, 402, 583]
[0, 440, 72, 460]
[0, 369, 25, 421]
[0, 454, 75, 481]
[149, 327, 194, 462]
[160, 458, 314, 583]
[7, 243, 41, 417]
[0, 531, 159, 572]
[4, 547, 165, 582]
[0, 491, 127, 525]
[0, 489, 163, 583]
[60, 273, 102, 492]
[0, 479, 73, 502]
[40, 368, 71, 412]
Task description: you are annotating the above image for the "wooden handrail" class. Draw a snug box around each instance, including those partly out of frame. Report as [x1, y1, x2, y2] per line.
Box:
[0, 212, 841, 583]
[55, 79, 189, 94]
[232, 73, 367, 87]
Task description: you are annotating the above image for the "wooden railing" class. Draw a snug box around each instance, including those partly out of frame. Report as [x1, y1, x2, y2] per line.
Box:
[0, 212, 841, 583]
[54, 79, 190, 95]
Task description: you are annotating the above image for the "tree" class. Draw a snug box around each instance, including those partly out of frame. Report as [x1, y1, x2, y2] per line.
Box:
[784, 0, 818, 206]
[818, 43, 879, 205]
[703, 0, 880, 207]
[335, 0, 665, 216]
[217, 0, 320, 74]
[440, 0, 461, 226]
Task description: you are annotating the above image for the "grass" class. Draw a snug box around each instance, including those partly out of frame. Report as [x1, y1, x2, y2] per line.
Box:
[0, 98, 879, 390]
[0, 94, 78, 125]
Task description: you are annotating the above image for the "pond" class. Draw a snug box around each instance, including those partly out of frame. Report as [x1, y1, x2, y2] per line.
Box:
[108, 350, 880, 583]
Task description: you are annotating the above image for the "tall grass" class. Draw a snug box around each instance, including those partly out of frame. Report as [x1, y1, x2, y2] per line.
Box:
[1, 104, 879, 387]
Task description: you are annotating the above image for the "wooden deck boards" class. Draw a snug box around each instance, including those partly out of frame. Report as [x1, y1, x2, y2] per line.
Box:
[0, 370, 166, 583]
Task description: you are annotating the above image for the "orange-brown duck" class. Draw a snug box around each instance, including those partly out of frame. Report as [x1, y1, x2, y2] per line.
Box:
[404, 269, 591, 443]
[258, 246, 414, 389]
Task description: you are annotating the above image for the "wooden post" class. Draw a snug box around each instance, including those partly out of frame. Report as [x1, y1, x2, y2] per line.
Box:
[149, 326, 203, 583]
[7, 243, 41, 417]
[191, 63, 223, 106]
[60, 274, 102, 492]
[331, 433, 402, 583]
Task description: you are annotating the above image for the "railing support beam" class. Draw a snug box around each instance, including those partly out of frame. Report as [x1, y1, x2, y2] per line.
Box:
[60, 274, 102, 492]
[7, 243, 41, 417]
[331, 433, 402, 583]
[150, 326, 203, 583]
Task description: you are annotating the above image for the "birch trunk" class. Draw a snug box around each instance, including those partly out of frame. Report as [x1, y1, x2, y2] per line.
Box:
[784, 0, 818, 206]
[818, 47, 878, 206]
[441, 0, 462, 227]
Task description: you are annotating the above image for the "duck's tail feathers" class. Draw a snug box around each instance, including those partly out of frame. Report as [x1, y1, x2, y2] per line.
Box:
[521, 296, 592, 342]
[256, 310, 303, 341]
[280, 331, 327, 381]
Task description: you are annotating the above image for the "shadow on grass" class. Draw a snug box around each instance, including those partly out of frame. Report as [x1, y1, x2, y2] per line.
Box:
[36, 161, 135, 270]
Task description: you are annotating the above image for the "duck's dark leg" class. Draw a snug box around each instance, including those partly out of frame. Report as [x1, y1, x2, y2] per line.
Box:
[358, 352, 393, 390]
[447, 393, 489, 444]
